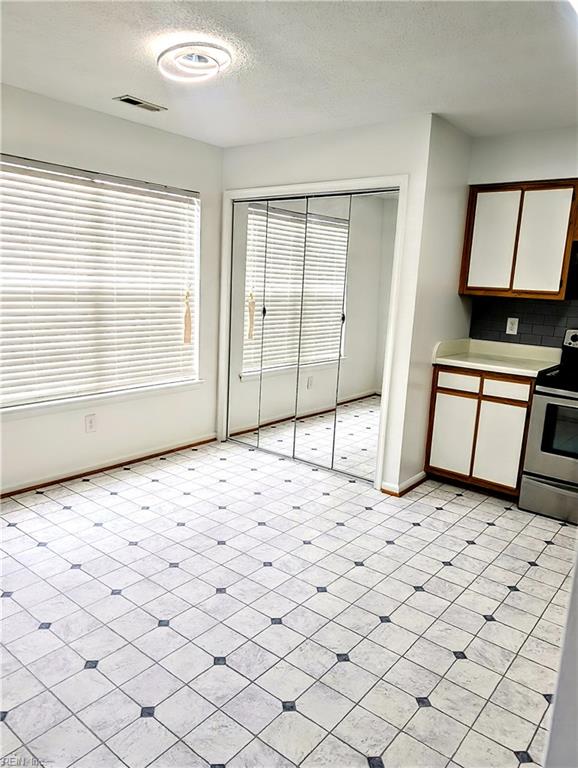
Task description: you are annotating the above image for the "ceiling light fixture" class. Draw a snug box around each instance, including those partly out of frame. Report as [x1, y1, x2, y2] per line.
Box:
[157, 42, 232, 82]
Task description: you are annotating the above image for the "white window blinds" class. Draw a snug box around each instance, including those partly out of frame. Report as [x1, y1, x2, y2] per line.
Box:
[0, 156, 200, 408]
[242, 203, 349, 374]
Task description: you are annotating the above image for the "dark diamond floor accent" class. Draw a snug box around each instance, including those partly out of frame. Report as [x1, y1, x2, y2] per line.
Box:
[385, 541, 395, 545]
[316, 587, 327, 593]
[38, 622, 51, 630]
[169, 563, 179, 568]
[271, 618, 282, 625]
[282, 701, 296, 711]
[379, 616, 391, 623]
[508, 586, 519, 592]
[453, 651, 466, 659]
[528, 561, 538, 566]
[367, 758, 385, 768]
[216, 588, 226, 594]
[70, 564, 81, 570]
[466, 540, 476, 545]
[141, 707, 155, 718]
[177, 522, 185, 527]
[84, 660, 98, 669]
[0, 712, 6, 722]
[514, 751, 532, 764]
[303, 540, 311, 545]
[336, 653, 350, 662]
[414, 586, 425, 592]
[214, 657, 226, 665]
[218, 541, 226, 545]
[336, 522, 345, 527]
[258, 522, 266, 526]
[543, 694, 553, 703]
[416, 697, 431, 707]
[2, 592, 13, 598]
[442, 561, 453, 566]
[263, 562, 272, 567]
[158, 620, 170, 627]
[486, 522, 496, 526]
[412, 522, 421, 527]
[129, 541, 138, 546]
[111, 589, 122, 595]
[483, 615, 496, 621]
[354, 561, 364, 567]
[94, 523, 103, 528]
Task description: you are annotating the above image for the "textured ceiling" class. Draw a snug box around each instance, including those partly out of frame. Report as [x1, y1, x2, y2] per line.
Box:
[1, 1, 577, 147]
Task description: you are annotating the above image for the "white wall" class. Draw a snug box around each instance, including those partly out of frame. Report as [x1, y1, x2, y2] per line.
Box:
[227, 194, 392, 436]
[1, 85, 223, 492]
[400, 116, 472, 485]
[223, 116, 433, 492]
[375, 196, 399, 390]
[469, 125, 578, 183]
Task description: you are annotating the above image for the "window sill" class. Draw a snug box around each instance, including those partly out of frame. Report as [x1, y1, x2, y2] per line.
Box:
[1, 379, 206, 420]
[239, 358, 346, 382]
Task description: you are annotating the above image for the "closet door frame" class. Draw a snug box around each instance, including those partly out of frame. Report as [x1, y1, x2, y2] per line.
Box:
[218, 175, 408, 493]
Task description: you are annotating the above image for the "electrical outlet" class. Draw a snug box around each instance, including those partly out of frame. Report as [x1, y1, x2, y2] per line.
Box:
[506, 317, 519, 335]
[85, 413, 96, 433]
[306, 376, 314, 390]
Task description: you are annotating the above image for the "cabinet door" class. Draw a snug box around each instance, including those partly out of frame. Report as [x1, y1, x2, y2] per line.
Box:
[428, 392, 478, 476]
[466, 190, 521, 289]
[472, 400, 527, 489]
[512, 188, 574, 292]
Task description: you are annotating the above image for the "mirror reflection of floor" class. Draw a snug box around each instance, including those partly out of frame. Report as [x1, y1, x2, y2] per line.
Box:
[251, 394, 380, 480]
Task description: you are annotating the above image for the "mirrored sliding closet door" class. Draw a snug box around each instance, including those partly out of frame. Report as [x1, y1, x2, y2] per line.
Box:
[227, 189, 399, 483]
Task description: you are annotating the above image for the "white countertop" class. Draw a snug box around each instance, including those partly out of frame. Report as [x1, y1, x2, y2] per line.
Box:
[433, 338, 560, 378]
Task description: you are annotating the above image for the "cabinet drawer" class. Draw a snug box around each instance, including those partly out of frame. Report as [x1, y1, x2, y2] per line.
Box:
[482, 378, 531, 401]
[438, 371, 481, 393]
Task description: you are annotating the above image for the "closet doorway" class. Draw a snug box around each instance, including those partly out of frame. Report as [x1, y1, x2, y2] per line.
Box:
[225, 188, 399, 483]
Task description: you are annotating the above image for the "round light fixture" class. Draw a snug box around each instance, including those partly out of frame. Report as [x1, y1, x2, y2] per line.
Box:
[157, 42, 232, 82]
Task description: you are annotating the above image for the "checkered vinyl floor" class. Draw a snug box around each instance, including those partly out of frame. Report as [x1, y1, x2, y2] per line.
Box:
[1, 440, 575, 768]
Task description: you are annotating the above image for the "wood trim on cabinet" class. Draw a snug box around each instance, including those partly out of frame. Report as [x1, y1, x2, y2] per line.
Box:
[507, 188, 525, 292]
[424, 365, 535, 497]
[459, 178, 578, 300]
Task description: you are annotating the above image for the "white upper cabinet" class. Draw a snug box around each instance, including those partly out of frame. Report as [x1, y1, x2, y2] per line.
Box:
[467, 190, 521, 289]
[460, 180, 576, 299]
[513, 187, 574, 292]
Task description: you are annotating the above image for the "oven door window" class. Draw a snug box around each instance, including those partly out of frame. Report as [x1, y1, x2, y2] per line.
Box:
[541, 403, 578, 459]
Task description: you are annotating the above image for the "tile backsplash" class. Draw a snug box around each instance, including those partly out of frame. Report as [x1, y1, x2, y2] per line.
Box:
[469, 296, 578, 348]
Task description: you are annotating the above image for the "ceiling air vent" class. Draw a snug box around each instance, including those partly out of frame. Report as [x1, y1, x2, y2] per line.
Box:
[113, 95, 167, 112]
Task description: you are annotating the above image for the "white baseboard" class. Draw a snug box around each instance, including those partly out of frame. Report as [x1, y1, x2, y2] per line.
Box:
[1, 433, 217, 497]
[381, 470, 427, 496]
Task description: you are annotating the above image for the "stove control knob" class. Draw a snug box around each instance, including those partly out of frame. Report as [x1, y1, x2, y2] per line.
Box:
[571, 334, 578, 343]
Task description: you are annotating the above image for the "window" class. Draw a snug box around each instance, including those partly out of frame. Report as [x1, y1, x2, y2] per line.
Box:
[0, 155, 200, 408]
[242, 203, 349, 374]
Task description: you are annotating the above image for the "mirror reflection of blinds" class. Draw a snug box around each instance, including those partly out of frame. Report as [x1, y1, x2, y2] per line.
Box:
[0, 155, 200, 408]
[242, 203, 349, 374]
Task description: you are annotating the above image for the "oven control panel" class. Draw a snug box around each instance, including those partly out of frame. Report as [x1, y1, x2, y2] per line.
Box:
[563, 329, 578, 347]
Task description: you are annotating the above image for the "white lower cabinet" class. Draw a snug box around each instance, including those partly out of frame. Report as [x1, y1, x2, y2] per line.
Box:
[426, 367, 532, 493]
[472, 400, 527, 488]
[428, 392, 478, 476]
